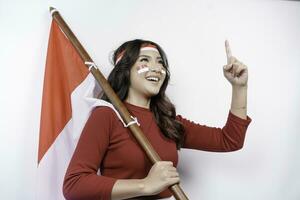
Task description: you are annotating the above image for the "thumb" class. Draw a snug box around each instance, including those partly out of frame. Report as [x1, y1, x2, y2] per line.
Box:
[223, 64, 232, 71]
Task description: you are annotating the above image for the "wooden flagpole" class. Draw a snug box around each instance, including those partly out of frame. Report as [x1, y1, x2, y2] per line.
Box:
[49, 7, 189, 200]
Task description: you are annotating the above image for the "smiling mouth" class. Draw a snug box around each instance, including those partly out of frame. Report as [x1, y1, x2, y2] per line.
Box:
[146, 76, 160, 82]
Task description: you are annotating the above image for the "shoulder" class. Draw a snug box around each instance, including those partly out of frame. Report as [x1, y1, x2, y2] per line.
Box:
[175, 114, 204, 130]
[90, 106, 123, 128]
[175, 114, 189, 124]
[93, 106, 116, 115]
[91, 106, 118, 121]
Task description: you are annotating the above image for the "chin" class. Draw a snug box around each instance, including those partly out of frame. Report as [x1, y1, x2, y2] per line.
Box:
[144, 85, 162, 97]
[147, 90, 160, 97]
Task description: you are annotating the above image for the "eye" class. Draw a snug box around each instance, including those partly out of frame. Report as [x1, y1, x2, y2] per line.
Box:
[158, 60, 164, 65]
[140, 58, 149, 62]
[158, 60, 166, 68]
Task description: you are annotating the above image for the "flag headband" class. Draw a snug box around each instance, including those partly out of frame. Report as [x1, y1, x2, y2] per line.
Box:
[115, 44, 159, 65]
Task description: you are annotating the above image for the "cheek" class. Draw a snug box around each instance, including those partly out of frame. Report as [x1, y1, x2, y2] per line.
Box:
[136, 65, 150, 74]
[130, 70, 145, 86]
[161, 75, 167, 84]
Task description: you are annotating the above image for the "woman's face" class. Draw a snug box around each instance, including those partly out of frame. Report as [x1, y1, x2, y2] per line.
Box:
[128, 49, 166, 99]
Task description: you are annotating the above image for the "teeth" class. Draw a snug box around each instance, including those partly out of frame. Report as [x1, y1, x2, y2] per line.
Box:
[146, 77, 159, 82]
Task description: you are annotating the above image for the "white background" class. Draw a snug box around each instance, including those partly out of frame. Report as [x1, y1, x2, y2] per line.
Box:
[0, 0, 299, 199]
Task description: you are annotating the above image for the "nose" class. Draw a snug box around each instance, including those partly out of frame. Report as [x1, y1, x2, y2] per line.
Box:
[149, 66, 164, 74]
[149, 66, 160, 72]
[146, 60, 165, 75]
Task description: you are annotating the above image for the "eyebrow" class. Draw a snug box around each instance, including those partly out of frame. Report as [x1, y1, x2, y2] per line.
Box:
[139, 55, 162, 60]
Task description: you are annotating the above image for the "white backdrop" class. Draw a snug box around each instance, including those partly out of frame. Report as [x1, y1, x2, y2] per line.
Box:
[0, 0, 300, 199]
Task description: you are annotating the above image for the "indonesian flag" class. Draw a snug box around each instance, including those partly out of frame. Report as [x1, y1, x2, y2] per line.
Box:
[37, 20, 117, 200]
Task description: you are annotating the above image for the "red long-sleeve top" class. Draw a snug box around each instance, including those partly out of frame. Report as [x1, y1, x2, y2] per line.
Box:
[63, 102, 252, 200]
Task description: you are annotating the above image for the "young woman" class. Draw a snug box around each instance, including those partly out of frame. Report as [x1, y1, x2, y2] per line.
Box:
[63, 39, 251, 200]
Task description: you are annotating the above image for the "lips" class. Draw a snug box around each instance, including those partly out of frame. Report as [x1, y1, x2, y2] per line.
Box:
[145, 75, 160, 82]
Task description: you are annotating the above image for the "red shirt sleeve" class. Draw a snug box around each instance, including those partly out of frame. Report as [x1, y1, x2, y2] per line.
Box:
[63, 107, 117, 200]
[177, 111, 252, 152]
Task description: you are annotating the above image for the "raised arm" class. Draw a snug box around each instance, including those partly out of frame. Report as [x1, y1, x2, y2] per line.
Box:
[178, 40, 251, 151]
[224, 40, 248, 119]
[177, 112, 251, 152]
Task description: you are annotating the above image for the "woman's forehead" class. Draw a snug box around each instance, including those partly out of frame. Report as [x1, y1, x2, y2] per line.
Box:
[139, 50, 161, 58]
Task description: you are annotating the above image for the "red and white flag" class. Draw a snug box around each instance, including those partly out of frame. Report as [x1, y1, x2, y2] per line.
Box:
[37, 20, 117, 200]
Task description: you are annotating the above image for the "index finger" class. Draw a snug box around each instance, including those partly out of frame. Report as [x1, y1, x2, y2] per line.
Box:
[225, 40, 232, 64]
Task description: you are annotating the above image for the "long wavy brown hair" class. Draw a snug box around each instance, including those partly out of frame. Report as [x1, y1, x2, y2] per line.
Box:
[101, 39, 185, 149]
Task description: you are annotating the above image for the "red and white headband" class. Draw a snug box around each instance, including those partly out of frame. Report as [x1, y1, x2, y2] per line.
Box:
[115, 44, 159, 65]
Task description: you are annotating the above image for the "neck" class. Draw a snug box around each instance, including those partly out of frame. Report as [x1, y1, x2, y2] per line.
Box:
[125, 91, 151, 109]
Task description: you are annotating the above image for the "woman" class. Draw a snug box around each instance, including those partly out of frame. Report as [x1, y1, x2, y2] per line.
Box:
[63, 39, 251, 200]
